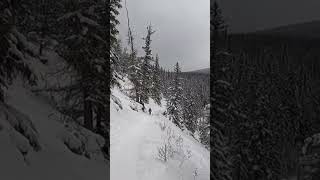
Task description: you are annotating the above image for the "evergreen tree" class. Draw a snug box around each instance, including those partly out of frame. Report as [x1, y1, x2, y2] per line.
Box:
[114, 39, 127, 74]
[151, 54, 162, 105]
[211, 0, 226, 60]
[51, 0, 122, 160]
[110, 0, 122, 87]
[56, 0, 121, 131]
[130, 57, 143, 104]
[140, 24, 155, 104]
[212, 79, 233, 180]
[56, 0, 94, 130]
[167, 62, 184, 129]
[211, 1, 232, 180]
[124, 0, 143, 104]
[94, 0, 122, 160]
[182, 87, 198, 134]
[199, 104, 210, 148]
[0, 0, 36, 103]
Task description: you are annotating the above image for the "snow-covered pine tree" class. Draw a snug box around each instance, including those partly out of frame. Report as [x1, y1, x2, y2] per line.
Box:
[123, 0, 143, 104]
[56, 0, 95, 130]
[151, 54, 162, 105]
[128, 53, 143, 103]
[212, 79, 233, 180]
[211, 0, 226, 60]
[56, 0, 121, 131]
[199, 104, 210, 148]
[0, 0, 36, 103]
[15, 0, 63, 56]
[114, 39, 127, 74]
[110, 0, 122, 87]
[140, 24, 155, 104]
[211, 1, 232, 180]
[93, 0, 121, 159]
[160, 68, 169, 99]
[49, 0, 122, 159]
[182, 87, 198, 134]
[110, 0, 121, 45]
[167, 62, 184, 129]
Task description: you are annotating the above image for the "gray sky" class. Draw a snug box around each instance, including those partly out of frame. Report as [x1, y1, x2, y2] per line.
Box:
[117, 0, 210, 72]
[219, 0, 320, 33]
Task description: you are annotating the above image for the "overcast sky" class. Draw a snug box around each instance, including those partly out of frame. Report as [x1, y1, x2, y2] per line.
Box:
[117, 0, 210, 72]
[218, 0, 320, 33]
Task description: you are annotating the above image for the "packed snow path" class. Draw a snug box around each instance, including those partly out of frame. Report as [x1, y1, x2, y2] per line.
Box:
[110, 87, 209, 180]
[111, 111, 159, 179]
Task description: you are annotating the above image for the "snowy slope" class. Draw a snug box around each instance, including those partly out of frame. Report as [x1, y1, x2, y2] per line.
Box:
[0, 49, 108, 180]
[110, 79, 210, 180]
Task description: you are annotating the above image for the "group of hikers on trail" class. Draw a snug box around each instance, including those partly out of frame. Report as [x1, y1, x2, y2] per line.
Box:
[141, 103, 152, 115]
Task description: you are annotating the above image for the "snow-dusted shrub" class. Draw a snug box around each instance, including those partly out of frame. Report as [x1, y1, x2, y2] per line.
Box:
[9, 129, 32, 161]
[177, 147, 192, 168]
[60, 129, 84, 155]
[59, 121, 106, 162]
[0, 104, 42, 164]
[157, 142, 170, 162]
[129, 100, 142, 112]
[157, 127, 192, 164]
[158, 119, 167, 131]
[0, 103, 41, 151]
[111, 94, 122, 111]
[157, 127, 174, 162]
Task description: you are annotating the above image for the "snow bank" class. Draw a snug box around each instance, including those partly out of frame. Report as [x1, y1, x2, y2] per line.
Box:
[0, 103, 41, 152]
[58, 120, 106, 162]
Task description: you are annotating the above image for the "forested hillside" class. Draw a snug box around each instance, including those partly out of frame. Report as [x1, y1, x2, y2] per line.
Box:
[212, 1, 320, 180]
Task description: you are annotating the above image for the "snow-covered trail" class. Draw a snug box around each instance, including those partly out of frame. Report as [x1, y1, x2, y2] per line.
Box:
[111, 111, 161, 179]
[110, 87, 210, 180]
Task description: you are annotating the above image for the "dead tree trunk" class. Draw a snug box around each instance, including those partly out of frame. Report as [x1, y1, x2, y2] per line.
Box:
[83, 87, 93, 130]
[96, 105, 103, 133]
[0, 87, 4, 103]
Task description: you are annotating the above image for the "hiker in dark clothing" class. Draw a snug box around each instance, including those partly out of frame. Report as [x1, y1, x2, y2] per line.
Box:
[163, 111, 167, 116]
[148, 108, 152, 115]
[142, 103, 145, 112]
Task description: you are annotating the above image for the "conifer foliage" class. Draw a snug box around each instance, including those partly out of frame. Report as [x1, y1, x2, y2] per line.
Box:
[211, 1, 233, 180]
[110, 0, 122, 87]
[211, 79, 233, 180]
[53, 0, 122, 160]
[151, 54, 162, 105]
[166, 62, 184, 129]
[140, 24, 155, 104]
[0, 0, 36, 103]
[56, 0, 109, 130]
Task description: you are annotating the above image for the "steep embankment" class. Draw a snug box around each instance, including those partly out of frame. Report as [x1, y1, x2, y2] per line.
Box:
[110, 79, 210, 180]
[0, 49, 108, 179]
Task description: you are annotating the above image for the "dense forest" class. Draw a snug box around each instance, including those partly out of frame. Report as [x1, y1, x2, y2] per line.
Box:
[212, 1, 320, 180]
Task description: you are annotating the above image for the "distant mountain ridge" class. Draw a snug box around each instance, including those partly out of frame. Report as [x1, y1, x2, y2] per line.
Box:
[186, 68, 210, 74]
[254, 20, 320, 39]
